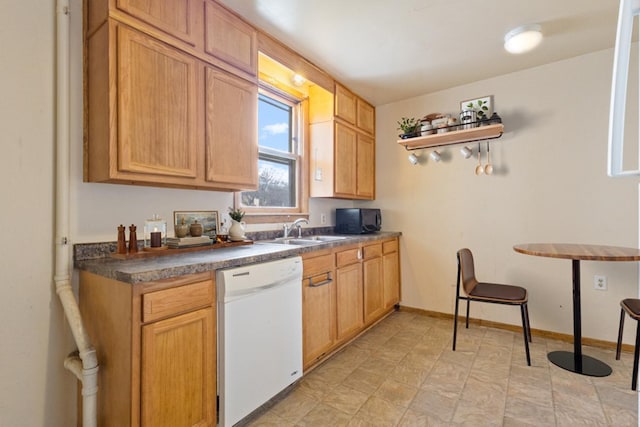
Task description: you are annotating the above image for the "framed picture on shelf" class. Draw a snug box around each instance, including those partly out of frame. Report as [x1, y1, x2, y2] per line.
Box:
[460, 95, 494, 121]
[173, 211, 219, 238]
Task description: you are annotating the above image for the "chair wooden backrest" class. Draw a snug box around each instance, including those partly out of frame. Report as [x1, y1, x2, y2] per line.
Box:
[458, 248, 479, 295]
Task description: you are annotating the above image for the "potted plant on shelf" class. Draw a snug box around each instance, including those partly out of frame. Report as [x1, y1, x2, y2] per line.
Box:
[397, 117, 421, 139]
[228, 207, 246, 242]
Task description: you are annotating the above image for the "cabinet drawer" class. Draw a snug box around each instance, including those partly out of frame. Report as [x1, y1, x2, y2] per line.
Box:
[383, 239, 398, 254]
[336, 247, 361, 267]
[362, 243, 382, 259]
[303, 253, 334, 278]
[143, 280, 214, 322]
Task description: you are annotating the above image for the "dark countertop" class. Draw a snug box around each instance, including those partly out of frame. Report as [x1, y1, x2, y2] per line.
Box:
[75, 232, 401, 284]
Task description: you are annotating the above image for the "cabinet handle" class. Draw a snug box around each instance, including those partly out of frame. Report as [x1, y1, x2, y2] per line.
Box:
[308, 272, 332, 288]
[357, 249, 362, 260]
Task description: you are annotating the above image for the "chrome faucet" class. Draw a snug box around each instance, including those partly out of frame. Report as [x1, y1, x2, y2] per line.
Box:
[292, 218, 309, 238]
[283, 218, 309, 238]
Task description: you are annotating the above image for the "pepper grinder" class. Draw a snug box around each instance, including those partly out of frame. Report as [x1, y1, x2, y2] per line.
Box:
[128, 224, 138, 253]
[117, 224, 127, 254]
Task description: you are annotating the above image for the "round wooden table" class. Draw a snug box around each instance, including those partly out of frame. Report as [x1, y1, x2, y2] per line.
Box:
[513, 243, 640, 376]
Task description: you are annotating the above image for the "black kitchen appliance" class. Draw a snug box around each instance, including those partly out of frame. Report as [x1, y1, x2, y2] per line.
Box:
[335, 208, 381, 234]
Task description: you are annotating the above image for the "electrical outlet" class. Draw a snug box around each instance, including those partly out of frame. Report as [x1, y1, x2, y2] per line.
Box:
[594, 275, 607, 291]
[320, 213, 327, 225]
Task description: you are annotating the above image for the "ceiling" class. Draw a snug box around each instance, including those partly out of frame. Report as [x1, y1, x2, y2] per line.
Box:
[218, 0, 621, 106]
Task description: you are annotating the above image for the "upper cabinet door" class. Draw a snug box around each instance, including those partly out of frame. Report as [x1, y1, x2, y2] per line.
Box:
[334, 122, 358, 196]
[357, 98, 375, 135]
[335, 84, 357, 125]
[117, 25, 199, 178]
[204, 66, 258, 189]
[116, 0, 200, 46]
[356, 133, 375, 199]
[204, 1, 257, 76]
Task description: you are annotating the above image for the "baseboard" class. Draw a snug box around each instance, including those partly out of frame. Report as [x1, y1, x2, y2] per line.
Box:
[398, 305, 635, 354]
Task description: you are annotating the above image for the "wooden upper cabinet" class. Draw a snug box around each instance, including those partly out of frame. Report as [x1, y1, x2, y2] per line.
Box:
[116, 25, 199, 179]
[335, 84, 357, 125]
[334, 123, 358, 197]
[115, 0, 201, 45]
[88, 0, 257, 80]
[335, 83, 375, 135]
[85, 19, 259, 191]
[204, 0, 258, 76]
[86, 21, 203, 187]
[357, 98, 375, 135]
[204, 66, 258, 189]
[356, 133, 375, 198]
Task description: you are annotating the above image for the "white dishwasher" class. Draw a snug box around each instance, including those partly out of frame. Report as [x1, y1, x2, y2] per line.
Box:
[217, 256, 303, 427]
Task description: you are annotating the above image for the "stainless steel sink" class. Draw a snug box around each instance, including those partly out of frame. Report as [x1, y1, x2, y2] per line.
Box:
[305, 235, 348, 241]
[266, 238, 320, 245]
[263, 235, 349, 245]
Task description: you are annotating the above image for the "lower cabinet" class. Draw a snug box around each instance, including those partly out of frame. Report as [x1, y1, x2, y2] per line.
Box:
[383, 238, 401, 309]
[302, 237, 401, 371]
[363, 242, 385, 325]
[79, 271, 216, 427]
[335, 246, 364, 343]
[141, 308, 215, 427]
[301, 250, 336, 370]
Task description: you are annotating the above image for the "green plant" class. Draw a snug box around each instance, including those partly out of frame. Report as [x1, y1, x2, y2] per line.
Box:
[228, 207, 245, 222]
[397, 117, 420, 134]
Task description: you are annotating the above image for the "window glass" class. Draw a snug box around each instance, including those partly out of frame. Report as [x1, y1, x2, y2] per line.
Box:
[241, 92, 298, 208]
[258, 94, 292, 152]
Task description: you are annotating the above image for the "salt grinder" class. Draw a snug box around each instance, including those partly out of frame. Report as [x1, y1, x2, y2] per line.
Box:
[117, 225, 127, 254]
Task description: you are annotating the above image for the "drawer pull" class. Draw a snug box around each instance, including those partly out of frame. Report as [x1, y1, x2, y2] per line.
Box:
[308, 272, 332, 288]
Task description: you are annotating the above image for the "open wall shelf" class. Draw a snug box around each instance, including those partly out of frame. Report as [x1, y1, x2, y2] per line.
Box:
[397, 123, 504, 151]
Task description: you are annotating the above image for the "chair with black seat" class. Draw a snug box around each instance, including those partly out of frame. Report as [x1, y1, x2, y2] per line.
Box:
[615, 298, 640, 390]
[453, 248, 532, 366]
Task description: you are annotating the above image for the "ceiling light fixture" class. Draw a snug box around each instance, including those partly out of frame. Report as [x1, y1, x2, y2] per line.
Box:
[504, 24, 542, 54]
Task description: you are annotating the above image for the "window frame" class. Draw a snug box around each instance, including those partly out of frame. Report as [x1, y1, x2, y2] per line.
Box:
[234, 85, 309, 223]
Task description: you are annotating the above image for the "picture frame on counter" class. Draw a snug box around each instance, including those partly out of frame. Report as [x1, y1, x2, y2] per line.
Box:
[173, 210, 219, 238]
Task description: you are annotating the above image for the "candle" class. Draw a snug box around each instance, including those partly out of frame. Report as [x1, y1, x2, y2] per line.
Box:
[150, 230, 161, 247]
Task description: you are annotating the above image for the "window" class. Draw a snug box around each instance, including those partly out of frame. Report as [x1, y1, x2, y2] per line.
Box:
[237, 89, 307, 219]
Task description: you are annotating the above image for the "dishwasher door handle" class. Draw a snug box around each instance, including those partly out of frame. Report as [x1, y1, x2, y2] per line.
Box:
[307, 272, 332, 288]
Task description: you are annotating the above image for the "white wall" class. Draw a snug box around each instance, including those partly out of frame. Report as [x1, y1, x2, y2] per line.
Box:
[376, 48, 640, 344]
[0, 1, 77, 426]
[1, 1, 636, 425]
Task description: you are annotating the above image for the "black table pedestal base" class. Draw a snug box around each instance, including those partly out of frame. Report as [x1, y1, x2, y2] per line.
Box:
[548, 351, 612, 377]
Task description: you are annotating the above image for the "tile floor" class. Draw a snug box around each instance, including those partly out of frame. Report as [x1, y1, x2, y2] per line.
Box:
[241, 311, 639, 426]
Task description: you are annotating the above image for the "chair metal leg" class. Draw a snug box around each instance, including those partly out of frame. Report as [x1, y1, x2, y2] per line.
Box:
[520, 304, 531, 366]
[523, 303, 532, 343]
[465, 300, 470, 329]
[633, 322, 640, 391]
[453, 260, 461, 351]
[616, 308, 625, 360]
[453, 296, 460, 351]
